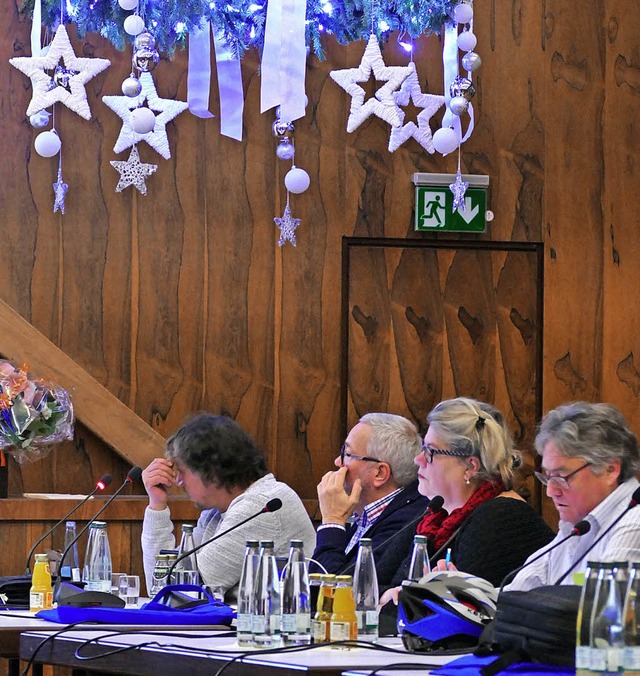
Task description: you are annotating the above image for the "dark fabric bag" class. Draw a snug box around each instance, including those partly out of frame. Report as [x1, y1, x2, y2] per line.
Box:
[0, 575, 31, 608]
[475, 585, 582, 675]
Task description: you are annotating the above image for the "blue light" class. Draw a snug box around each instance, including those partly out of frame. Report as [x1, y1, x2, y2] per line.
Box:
[378, 19, 390, 32]
[66, 0, 77, 17]
[322, 2, 333, 14]
[399, 41, 413, 53]
[175, 22, 186, 33]
[248, 3, 262, 11]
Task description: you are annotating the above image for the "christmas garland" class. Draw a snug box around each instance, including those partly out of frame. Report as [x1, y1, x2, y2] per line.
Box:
[19, 0, 459, 57]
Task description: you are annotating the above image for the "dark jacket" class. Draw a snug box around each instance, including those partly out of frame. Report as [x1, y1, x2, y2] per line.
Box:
[310, 481, 429, 588]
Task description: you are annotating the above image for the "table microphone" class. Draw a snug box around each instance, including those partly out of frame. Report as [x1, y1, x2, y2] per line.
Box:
[24, 473, 113, 575]
[553, 485, 640, 585]
[498, 519, 591, 594]
[53, 466, 142, 602]
[166, 497, 283, 581]
[337, 495, 444, 576]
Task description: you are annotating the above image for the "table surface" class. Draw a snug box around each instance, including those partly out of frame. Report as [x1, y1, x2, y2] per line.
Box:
[20, 629, 458, 676]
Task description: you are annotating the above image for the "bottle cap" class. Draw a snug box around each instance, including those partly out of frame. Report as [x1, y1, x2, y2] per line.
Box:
[414, 535, 428, 543]
[289, 539, 304, 547]
[309, 573, 323, 583]
[320, 574, 336, 583]
[34, 553, 49, 562]
[335, 575, 353, 584]
[259, 540, 275, 548]
[181, 524, 194, 533]
[245, 539, 260, 547]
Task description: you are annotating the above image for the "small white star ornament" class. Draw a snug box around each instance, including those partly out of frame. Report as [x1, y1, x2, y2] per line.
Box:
[389, 62, 446, 153]
[103, 73, 188, 159]
[10, 24, 110, 120]
[110, 145, 157, 195]
[450, 169, 469, 211]
[330, 35, 412, 133]
[53, 167, 68, 214]
[275, 204, 301, 246]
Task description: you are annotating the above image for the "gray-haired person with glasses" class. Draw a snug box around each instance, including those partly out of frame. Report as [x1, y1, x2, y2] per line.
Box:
[507, 401, 640, 591]
[310, 413, 429, 587]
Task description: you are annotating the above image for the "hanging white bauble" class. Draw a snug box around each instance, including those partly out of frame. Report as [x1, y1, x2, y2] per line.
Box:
[118, 0, 138, 9]
[272, 119, 295, 139]
[124, 14, 145, 36]
[453, 1, 474, 24]
[457, 30, 477, 52]
[122, 75, 142, 97]
[461, 51, 482, 73]
[134, 31, 155, 49]
[284, 167, 310, 194]
[449, 96, 469, 116]
[130, 107, 156, 134]
[34, 130, 61, 157]
[30, 109, 51, 128]
[276, 138, 296, 161]
[433, 127, 459, 155]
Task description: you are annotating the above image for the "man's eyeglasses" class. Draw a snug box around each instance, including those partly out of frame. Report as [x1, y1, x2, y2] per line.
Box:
[534, 461, 592, 489]
[421, 441, 471, 464]
[339, 444, 381, 465]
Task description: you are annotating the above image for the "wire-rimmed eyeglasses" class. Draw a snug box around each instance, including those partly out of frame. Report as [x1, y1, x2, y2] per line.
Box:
[339, 444, 381, 465]
[534, 462, 591, 489]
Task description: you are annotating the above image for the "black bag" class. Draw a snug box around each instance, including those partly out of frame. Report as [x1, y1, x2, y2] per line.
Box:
[476, 585, 582, 675]
[0, 575, 31, 608]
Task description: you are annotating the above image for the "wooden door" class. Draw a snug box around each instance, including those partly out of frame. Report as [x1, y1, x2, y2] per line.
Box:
[342, 238, 545, 511]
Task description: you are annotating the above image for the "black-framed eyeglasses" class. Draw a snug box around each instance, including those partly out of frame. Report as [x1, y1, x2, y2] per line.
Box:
[534, 461, 592, 489]
[421, 440, 471, 464]
[339, 444, 382, 465]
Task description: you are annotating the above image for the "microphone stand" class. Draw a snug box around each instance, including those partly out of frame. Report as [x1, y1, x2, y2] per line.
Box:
[24, 474, 112, 575]
[53, 468, 141, 603]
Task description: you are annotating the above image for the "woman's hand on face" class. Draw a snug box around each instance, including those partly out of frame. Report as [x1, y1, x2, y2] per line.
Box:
[379, 586, 401, 607]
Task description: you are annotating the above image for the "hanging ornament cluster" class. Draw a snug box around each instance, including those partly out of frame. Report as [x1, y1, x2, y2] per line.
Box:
[102, 15, 187, 195]
[272, 105, 311, 247]
[10, 21, 111, 214]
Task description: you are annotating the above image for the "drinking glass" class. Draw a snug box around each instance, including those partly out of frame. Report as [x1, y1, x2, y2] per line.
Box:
[118, 574, 140, 607]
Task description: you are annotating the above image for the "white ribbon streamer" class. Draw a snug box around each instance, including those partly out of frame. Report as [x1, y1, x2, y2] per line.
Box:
[31, 0, 42, 56]
[187, 23, 215, 119]
[260, 0, 283, 113]
[441, 21, 475, 150]
[277, 0, 307, 122]
[213, 30, 244, 141]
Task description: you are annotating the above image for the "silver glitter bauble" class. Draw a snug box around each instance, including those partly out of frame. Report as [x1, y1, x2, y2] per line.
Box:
[29, 109, 51, 128]
[134, 31, 155, 50]
[272, 119, 295, 139]
[450, 75, 476, 101]
[276, 138, 296, 161]
[461, 51, 482, 73]
[53, 65, 78, 93]
[122, 75, 143, 97]
[132, 47, 160, 72]
[449, 95, 469, 116]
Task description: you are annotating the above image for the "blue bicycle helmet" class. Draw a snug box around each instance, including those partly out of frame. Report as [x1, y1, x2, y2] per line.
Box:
[397, 570, 497, 652]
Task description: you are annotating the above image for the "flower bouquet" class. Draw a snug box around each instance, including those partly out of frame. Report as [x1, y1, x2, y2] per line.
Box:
[0, 360, 74, 464]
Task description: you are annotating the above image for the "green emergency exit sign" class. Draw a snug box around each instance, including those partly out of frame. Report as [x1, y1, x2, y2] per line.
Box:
[413, 173, 490, 233]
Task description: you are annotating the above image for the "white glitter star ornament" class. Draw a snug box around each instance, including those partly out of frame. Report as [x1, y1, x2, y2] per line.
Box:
[110, 145, 157, 196]
[275, 198, 301, 247]
[9, 24, 110, 120]
[102, 73, 189, 159]
[330, 34, 412, 133]
[53, 166, 68, 214]
[389, 62, 446, 153]
[450, 168, 469, 211]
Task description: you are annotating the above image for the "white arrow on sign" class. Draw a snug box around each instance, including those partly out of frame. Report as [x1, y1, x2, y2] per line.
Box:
[456, 197, 480, 224]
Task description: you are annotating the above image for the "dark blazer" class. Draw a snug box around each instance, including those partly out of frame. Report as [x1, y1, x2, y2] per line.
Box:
[310, 481, 429, 588]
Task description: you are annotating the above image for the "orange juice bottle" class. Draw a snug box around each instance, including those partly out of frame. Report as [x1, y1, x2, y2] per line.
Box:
[311, 574, 335, 643]
[329, 575, 357, 642]
[30, 554, 53, 612]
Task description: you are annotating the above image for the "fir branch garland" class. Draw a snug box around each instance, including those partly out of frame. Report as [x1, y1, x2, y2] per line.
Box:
[20, 0, 458, 57]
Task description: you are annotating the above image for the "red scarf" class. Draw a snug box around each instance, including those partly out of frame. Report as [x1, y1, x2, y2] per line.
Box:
[416, 480, 504, 550]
